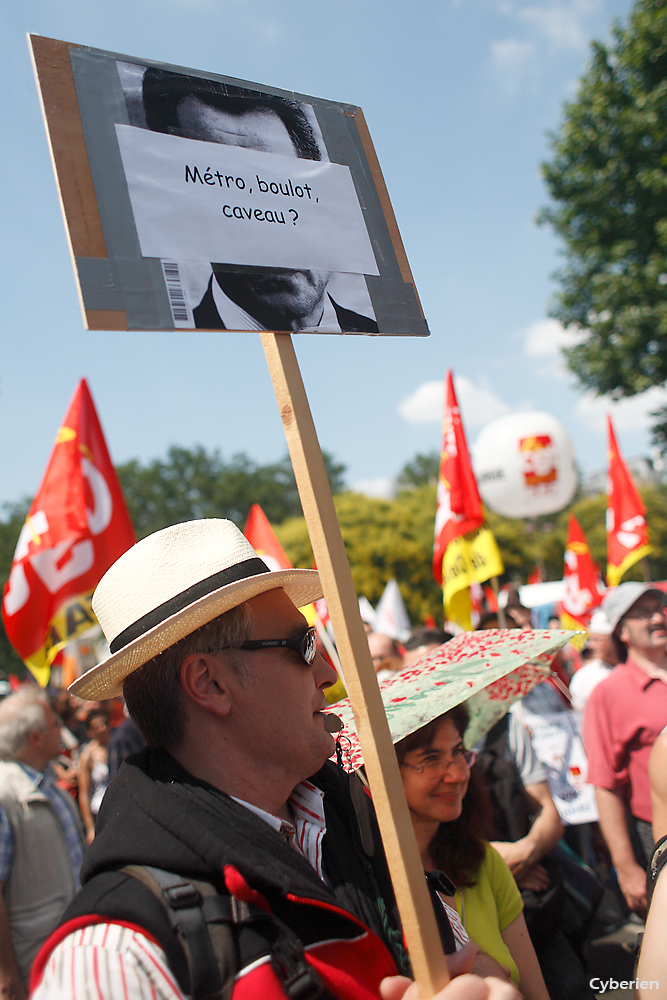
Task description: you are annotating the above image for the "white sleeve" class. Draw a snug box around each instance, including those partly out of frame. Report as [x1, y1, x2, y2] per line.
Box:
[31, 924, 187, 1000]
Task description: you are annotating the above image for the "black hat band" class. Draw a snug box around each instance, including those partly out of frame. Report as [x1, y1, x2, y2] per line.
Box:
[109, 556, 270, 654]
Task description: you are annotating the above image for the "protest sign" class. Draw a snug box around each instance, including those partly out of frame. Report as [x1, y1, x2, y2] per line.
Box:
[518, 709, 598, 825]
[31, 36, 428, 337]
[32, 34, 447, 994]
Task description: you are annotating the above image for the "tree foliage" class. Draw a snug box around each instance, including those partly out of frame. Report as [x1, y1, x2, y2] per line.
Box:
[277, 484, 444, 625]
[0, 500, 32, 680]
[539, 0, 667, 420]
[278, 480, 667, 628]
[396, 451, 440, 490]
[117, 445, 346, 540]
[4, 440, 667, 674]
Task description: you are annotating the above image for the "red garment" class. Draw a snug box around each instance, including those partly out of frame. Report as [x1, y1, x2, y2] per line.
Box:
[583, 657, 667, 822]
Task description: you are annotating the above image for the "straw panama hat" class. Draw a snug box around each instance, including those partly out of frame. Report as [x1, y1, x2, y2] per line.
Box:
[69, 519, 323, 701]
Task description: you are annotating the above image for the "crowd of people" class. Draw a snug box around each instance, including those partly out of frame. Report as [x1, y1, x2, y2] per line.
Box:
[2, 518, 667, 999]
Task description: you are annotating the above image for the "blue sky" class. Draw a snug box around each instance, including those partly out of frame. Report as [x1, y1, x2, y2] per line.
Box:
[2, 0, 652, 509]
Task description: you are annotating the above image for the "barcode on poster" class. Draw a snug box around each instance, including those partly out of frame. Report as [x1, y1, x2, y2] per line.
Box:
[161, 260, 193, 328]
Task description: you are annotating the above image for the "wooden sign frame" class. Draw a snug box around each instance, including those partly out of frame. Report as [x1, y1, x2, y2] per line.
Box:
[30, 34, 428, 339]
[31, 34, 448, 994]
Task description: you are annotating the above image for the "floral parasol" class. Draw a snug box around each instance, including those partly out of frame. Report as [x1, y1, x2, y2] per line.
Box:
[329, 628, 577, 770]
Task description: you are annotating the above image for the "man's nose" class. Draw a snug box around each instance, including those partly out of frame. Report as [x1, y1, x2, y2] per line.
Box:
[314, 652, 338, 689]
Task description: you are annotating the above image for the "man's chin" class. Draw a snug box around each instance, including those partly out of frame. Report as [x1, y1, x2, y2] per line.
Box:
[214, 270, 330, 326]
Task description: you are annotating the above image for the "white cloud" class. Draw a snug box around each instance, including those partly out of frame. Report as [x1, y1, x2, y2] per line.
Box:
[575, 386, 667, 433]
[398, 381, 443, 424]
[456, 375, 515, 428]
[518, 318, 586, 379]
[490, 38, 536, 92]
[517, 1, 601, 51]
[398, 375, 515, 429]
[521, 318, 584, 358]
[491, 37, 535, 73]
[490, 1, 602, 89]
[350, 476, 395, 499]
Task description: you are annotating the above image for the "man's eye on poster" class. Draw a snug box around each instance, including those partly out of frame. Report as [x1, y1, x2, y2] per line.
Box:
[116, 62, 380, 334]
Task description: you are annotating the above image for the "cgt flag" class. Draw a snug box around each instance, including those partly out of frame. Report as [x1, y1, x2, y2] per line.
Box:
[561, 514, 604, 635]
[606, 415, 651, 586]
[244, 503, 292, 571]
[2, 380, 135, 686]
[433, 371, 504, 630]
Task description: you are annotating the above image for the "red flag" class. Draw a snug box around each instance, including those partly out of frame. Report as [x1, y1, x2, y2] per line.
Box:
[561, 515, 604, 629]
[2, 380, 135, 684]
[432, 371, 484, 584]
[244, 503, 292, 571]
[483, 585, 498, 613]
[527, 566, 544, 586]
[606, 415, 651, 586]
[244, 503, 331, 628]
[432, 372, 504, 630]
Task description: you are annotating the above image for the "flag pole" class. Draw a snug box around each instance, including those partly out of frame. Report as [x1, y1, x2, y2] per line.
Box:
[642, 557, 651, 583]
[490, 577, 507, 628]
[261, 331, 449, 996]
[313, 615, 343, 677]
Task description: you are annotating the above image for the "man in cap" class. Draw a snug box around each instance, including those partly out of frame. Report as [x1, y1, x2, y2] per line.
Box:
[584, 582, 667, 916]
[30, 519, 518, 1000]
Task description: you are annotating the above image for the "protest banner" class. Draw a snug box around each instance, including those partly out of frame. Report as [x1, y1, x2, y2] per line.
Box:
[561, 514, 604, 638]
[433, 371, 504, 630]
[607, 415, 651, 586]
[1, 380, 135, 686]
[30, 35, 428, 338]
[31, 35, 448, 993]
[518, 709, 598, 825]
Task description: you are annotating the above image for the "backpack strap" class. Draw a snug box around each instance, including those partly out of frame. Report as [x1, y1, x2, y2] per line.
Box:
[122, 865, 237, 1000]
[121, 865, 338, 1000]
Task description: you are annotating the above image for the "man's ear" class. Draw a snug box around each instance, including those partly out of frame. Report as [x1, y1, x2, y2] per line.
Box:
[28, 729, 43, 751]
[617, 621, 629, 645]
[180, 653, 232, 718]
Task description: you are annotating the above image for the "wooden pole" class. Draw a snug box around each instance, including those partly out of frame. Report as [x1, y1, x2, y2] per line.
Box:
[261, 332, 449, 996]
[642, 557, 651, 583]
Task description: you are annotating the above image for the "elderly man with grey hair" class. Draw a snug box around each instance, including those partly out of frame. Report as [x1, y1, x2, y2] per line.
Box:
[0, 688, 84, 999]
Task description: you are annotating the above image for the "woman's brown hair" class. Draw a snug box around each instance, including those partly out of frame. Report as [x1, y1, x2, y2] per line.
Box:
[395, 706, 494, 887]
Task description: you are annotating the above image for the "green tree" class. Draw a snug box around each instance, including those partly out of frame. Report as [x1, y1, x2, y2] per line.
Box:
[0, 500, 31, 679]
[277, 480, 667, 629]
[117, 445, 345, 540]
[277, 484, 444, 625]
[396, 451, 440, 489]
[539, 0, 667, 437]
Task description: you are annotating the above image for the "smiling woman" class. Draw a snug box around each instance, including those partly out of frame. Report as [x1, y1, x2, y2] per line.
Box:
[395, 707, 550, 1000]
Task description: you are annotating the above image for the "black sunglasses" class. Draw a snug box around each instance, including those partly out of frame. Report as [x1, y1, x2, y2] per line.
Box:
[239, 626, 317, 665]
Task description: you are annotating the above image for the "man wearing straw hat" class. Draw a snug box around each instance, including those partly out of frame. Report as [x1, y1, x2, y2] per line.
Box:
[30, 519, 517, 1000]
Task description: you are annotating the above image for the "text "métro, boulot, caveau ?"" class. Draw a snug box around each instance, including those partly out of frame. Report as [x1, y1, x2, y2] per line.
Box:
[184, 166, 318, 200]
[184, 165, 319, 226]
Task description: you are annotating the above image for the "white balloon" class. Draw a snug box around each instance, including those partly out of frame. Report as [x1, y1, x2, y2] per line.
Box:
[472, 411, 577, 518]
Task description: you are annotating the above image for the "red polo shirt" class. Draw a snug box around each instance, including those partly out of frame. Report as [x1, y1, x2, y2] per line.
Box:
[583, 656, 667, 822]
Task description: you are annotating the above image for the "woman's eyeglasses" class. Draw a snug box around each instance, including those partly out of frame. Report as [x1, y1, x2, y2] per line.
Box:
[400, 748, 477, 776]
